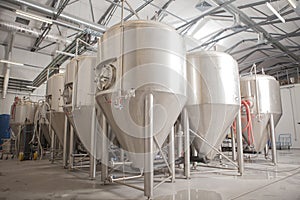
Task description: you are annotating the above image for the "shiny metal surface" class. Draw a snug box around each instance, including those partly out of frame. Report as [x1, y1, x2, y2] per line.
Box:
[186, 51, 240, 160]
[62, 56, 100, 157]
[46, 73, 65, 145]
[95, 20, 187, 168]
[240, 74, 282, 152]
[46, 73, 64, 112]
[46, 111, 65, 145]
[10, 99, 37, 134]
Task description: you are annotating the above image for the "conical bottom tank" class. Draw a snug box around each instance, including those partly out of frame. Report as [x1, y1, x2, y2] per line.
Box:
[95, 20, 187, 168]
[240, 74, 282, 152]
[96, 90, 186, 168]
[188, 104, 239, 159]
[46, 112, 65, 145]
[186, 51, 240, 160]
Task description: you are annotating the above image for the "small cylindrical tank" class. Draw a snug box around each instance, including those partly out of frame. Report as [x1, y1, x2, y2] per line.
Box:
[186, 51, 240, 160]
[10, 97, 36, 124]
[240, 74, 282, 151]
[46, 73, 64, 112]
[46, 73, 65, 145]
[9, 97, 37, 135]
[63, 60, 77, 105]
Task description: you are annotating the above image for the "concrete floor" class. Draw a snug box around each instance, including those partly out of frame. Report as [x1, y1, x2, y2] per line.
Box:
[1, 150, 300, 200]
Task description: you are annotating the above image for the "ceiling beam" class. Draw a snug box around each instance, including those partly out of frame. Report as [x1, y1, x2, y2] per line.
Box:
[30, 0, 71, 52]
[211, 0, 300, 64]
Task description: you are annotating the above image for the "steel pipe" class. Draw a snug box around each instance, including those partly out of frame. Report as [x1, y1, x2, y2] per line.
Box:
[144, 93, 154, 199]
[269, 114, 277, 165]
[236, 110, 244, 175]
[182, 108, 190, 179]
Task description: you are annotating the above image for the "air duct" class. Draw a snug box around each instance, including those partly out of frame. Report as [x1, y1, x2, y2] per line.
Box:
[0, 20, 71, 44]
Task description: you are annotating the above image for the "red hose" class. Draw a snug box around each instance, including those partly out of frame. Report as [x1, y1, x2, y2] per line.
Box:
[231, 100, 254, 145]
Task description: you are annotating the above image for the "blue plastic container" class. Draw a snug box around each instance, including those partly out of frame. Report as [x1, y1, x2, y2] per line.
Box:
[0, 114, 10, 150]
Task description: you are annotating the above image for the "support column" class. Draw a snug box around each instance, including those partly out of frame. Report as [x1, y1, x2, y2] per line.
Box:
[90, 108, 97, 179]
[182, 108, 190, 179]
[236, 110, 244, 175]
[231, 127, 237, 161]
[270, 114, 277, 165]
[63, 116, 70, 168]
[144, 93, 154, 199]
[69, 125, 74, 169]
[169, 126, 175, 183]
[50, 130, 55, 163]
[101, 114, 108, 183]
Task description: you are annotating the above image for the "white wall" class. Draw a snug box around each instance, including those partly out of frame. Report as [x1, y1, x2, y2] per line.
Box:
[0, 43, 51, 114]
[275, 84, 300, 148]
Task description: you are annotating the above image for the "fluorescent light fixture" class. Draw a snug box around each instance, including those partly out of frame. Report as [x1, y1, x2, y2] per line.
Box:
[287, 0, 297, 9]
[16, 10, 53, 24]
[266, 2, 286, 23]
[0, 59, 24, 66]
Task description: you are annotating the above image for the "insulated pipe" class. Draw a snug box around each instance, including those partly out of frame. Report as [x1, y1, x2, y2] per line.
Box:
[0, 21, 71, 44]
[2, 32, 15, 99]
[3, 0, 107, 33]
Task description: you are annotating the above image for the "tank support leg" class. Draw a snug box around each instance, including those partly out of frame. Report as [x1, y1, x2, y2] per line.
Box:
[182, 108, 190, 179]
[90, 107, 97, 179]
[169, 126, 175, 183]
[101, 114, 108, 183]
[236, 110, 244, 175]
[50, 130, 55, 163]
[63, 116, 70, 168]
[231, 127, 237, 161]
[270, 114, 277, 165]
[69, 125, 74, 169]
[144, 93, 154, 199]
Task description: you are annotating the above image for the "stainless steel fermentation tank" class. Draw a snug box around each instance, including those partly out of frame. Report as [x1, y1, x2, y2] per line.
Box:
[95, 20, 187, 198]
[240, 74, 282, 154]
[10, 98, 36, 135]
[46, 73, 65, 145]
[63, 56, 98, 156]
[186, 51, 241, 161]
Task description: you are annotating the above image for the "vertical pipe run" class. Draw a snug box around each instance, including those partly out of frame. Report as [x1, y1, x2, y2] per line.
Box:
[101, 114, 108, 182]
[144, 93, 154, 199]
[169, 126, 175, 183]
[236, 110, 244, 175]
[231, 127, 237, 161]
[90, 108, 97, 179]
[269, 114, 277, 165]
[182, 108, 190, 179]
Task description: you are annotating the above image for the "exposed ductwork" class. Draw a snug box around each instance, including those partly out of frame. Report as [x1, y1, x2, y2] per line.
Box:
[2, 32, 15, 99]
[1, 0, 107, 33]
[0, 20, 71, 44]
